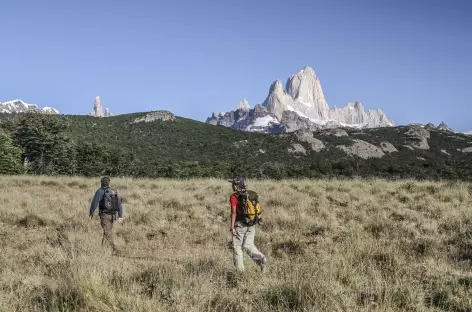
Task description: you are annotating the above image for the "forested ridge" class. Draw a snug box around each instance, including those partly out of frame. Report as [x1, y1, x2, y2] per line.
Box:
[0, 111, 471, 180]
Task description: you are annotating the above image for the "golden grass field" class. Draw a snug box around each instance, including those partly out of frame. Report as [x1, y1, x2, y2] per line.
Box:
[0, 176, 471, 312]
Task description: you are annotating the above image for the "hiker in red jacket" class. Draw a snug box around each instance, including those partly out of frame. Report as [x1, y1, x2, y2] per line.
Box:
[228, 175, 267, 273]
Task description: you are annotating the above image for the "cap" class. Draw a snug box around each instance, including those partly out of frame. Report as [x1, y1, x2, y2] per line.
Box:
[228, 175, 246, 187]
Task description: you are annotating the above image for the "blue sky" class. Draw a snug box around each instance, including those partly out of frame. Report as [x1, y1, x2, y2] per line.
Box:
[1, 0, 471, 131]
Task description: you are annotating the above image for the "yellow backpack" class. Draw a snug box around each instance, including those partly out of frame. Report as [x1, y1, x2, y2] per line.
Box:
[238, 190, 262, 225]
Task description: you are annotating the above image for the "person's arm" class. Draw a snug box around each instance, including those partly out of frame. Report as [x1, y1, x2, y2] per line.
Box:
[231, 205, 237, 230]
[117, 194, 123, 218]
[89, 189, 102, 217]
[229, 195, 238, 236]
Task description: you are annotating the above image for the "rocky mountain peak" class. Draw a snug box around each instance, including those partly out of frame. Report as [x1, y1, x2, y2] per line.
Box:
[353, 101, 363, 109]
[268, 80, 284, 95]
[0, 99, 59, 114]
[262, 80, 288, 120]
[236, 99, 250, 111]
[289, 66, 317, 82]
[206, 66, 395, 133]
[285, 66, 329, 120]
[89, 96, 112, 117]
[438, 122, 453, 132]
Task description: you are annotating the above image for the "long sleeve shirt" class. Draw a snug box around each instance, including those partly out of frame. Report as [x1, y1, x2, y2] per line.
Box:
[89, 187, 123, 217]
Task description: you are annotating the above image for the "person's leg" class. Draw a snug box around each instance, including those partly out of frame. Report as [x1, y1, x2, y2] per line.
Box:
[242, 225, 266, 270]
[100, 214, 117, 253]
[232, 224, 247, 271]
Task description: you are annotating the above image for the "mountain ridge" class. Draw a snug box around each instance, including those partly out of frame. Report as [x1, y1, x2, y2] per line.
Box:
[0, 99, 59, 114]
[206, 66, 395, 133]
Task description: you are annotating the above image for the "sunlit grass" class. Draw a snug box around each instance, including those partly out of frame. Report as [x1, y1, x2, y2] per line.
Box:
[0, 176, 471, 311]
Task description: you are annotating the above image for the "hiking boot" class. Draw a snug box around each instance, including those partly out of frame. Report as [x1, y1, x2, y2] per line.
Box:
[260, 257, 267, 274]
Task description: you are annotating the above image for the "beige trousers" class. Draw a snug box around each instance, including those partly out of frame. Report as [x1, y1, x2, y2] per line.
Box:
[232, 221, 266, 271]
[100, 213, 118, 252]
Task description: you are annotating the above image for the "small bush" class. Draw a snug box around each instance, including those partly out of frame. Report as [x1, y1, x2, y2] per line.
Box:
[146, 198, 159, 205]
[304, 224, 327, 237]
[129, 192, 142, 200]
[204, 293, 245, 312]
[272, 240, 306, 258]
[163, 199, 183, 209]
[263, 284, 308, 311]
[16, 214, 48, 228]
[31, 284, 85, 312]
[411, 237, 439, 258]
[134, 266, 180, 303]
[40, 180, 62, 187]
[67, 181, 80, 188]
[372, 252, 398, 276]
[266, 199, 283, 207]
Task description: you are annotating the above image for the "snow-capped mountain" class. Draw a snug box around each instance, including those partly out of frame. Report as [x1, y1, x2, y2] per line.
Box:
[206, 66, 395, 133]
[0, 99, 59, 114]
[464, 130, 472, 135]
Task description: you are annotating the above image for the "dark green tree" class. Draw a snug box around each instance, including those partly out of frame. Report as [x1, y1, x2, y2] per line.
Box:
[0, 130, 23, 174]
[75, 142, 108, 176]
[15, 113, 76, 175]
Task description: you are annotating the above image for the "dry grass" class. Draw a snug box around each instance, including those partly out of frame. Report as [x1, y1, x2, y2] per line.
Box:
[0, 176, 471, 311]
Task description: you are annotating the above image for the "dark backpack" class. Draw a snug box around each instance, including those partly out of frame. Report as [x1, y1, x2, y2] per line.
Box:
[99, 188, 120, 215]
[237, 189, 262, 226]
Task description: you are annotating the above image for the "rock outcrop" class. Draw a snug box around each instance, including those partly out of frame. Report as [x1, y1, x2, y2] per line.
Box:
[288, 143, 307, 155]
[339, 140, 385, 159]
[206, 66, 395, 133]
[279, 111, 321, 133]
[318, 128, 349, 137]
[380, 142, 398, 153]
[405, 126, 430, 150]
[294, 131, 325, 152]
[133, 111, 175, 123]
[0, 99, 59, 114]
[89, 96, 112, 117]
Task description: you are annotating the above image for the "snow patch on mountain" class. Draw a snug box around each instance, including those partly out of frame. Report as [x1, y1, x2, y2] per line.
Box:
[245, 115, 279, 132]
[0, 99, 59, 114]
[42, 107, 60, 114]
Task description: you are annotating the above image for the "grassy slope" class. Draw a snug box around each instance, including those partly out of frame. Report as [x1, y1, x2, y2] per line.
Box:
[1, 176, 471, 311]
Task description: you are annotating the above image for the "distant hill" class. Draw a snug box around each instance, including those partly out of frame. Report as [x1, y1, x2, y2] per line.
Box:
[1, 111, 471, 180]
